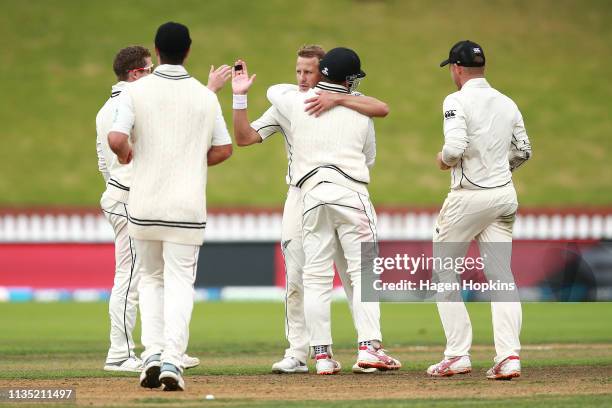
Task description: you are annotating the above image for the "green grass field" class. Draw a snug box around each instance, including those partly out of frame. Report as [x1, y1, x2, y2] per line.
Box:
[0, 302, 611, 407]
[0, 0, 611, 207]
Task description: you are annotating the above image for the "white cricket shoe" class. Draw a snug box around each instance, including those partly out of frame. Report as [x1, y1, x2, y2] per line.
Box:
[427, 356, 472, 377]
[159, 363, 185, 391]
[183, 354, 200, 370]
[315, 354, 341, 375]
[351, 363, 377, 374]
[271, 357, 309, 374]
[486, 356, 521, 380]
[356, 345, 401, 371]
[104, 356, 143, 373]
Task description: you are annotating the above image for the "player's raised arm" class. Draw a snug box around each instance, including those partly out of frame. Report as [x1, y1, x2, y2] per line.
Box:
[207, 64, 232, 93]
[208, 95, 233, 166]
[304, 91, 390, 118]
[231, 59, 262, 146]
[266, 83, 297, 119]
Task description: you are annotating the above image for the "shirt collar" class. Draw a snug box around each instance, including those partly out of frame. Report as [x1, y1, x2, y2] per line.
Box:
[153, 64, 191, 79]
[111, 81, 128, 97]
[462, 77, 490, 89]
[315, 81, 349, 94]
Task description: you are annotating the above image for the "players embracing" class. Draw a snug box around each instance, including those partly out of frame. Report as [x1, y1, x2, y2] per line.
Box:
[232, 46, 401, 375]
[97, 31, 531, 383]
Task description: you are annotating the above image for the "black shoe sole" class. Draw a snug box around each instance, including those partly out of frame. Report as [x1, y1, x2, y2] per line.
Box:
[161, 376, 183, 391]
[140, 365, 161, 389]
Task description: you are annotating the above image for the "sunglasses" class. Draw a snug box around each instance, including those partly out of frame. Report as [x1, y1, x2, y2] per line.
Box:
[128, 64, 155, 74]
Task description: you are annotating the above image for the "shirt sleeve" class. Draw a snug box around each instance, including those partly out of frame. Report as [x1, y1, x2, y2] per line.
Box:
[508, 107, 532, 171]
[95, 140, 110, 182]
[363, 119, 376, 169]
[95, 115, 110, 180]
[441, 94, 468, 166]
[211, 97, 232, 146]
[266, 84, 297, 120]
[250, 106, 283, 141]
[109, 90, 135, 136]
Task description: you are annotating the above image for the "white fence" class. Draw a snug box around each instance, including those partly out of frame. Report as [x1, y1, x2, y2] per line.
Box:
[1, 211, 611, 242]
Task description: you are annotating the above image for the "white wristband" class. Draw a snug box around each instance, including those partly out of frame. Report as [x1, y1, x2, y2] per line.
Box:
[233, 94, 247, 109]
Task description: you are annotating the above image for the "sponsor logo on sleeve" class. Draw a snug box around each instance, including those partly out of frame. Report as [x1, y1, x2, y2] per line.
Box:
[444, 109, 457, 119]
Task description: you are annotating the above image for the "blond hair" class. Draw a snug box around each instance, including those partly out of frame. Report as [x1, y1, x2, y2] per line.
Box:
[297, 44, 325, 60]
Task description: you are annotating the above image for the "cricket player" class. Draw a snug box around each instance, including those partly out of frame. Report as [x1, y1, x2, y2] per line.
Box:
[97, 46, 151, 373]
[108, 22, 233, 391]
[266, 47, 401, 375]
[97, 47, 229, 373]
[232, 45, 389, 374]
[427, 40, 532, 380]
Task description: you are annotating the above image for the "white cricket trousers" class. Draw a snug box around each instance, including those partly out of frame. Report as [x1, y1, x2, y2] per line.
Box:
[433, 184, 521, 364]
[301, 182, 382, 347]
[135, 239, 200, 369]
[101, 196, 139, 363]
[282, 186, 355, 362]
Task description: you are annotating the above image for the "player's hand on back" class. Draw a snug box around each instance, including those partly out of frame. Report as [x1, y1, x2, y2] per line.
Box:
[304, 90, 339, 117]
[207, 65, 232, 93]
[231, 59, 256, 95]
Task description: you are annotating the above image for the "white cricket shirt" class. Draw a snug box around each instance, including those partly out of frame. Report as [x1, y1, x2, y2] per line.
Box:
[96, 81, 132, 203]
[110, 64, 231, 245]
[255, 84, 374, 187]
[250, 86, 294, 184]
[267, 82, 376, 195]
[442, 78, 532, 190]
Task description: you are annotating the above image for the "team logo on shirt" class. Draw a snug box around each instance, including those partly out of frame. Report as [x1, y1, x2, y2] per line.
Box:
[444, 109, 457, 119]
